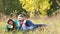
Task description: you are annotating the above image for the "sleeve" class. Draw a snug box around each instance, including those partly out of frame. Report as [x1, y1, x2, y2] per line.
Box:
[14, 20, 18, 26]
[14, 20, 17, 24]
[26, 20, 34, 26]
[4, 24, 8, 31]
[14, 20, 20, 30]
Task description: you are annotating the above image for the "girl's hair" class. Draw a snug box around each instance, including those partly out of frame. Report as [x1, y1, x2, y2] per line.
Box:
[7, 19, 14, 24]
[18, 14, 24, 18]
[7, 19, 15, 30]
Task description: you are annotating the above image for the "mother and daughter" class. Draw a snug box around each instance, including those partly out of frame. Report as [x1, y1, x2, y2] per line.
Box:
[4, 14, 46, 31]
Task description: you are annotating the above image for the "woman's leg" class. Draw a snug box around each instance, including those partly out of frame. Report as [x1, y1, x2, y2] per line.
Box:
[22, 24, 27, 30]
[27, 26, 34, 30]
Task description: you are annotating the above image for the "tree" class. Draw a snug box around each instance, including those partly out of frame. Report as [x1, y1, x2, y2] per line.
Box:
[2, 0, 24, 15]
[19, 0, 51, 17]
[47, 0, 60, 16]
[0, 0, 5, 13]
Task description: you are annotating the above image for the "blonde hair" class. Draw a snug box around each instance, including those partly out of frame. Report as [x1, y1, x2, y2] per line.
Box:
[18, 14, 24, 20]
[18, 14, 24, 18]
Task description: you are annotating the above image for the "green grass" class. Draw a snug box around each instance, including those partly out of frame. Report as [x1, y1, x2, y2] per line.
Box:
[0, 16, 60, 34]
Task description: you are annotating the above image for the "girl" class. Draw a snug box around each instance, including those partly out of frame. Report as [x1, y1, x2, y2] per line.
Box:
[4, 19, 15, 31]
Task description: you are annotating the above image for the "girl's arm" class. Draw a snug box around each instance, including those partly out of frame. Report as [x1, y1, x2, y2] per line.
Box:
[4, 24, 8, 31]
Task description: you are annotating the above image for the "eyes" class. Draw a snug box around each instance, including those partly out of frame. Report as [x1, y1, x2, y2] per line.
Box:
[18, 17, 24, 20]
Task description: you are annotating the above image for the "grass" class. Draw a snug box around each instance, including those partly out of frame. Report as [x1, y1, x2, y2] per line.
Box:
[0, 15, 60, 34]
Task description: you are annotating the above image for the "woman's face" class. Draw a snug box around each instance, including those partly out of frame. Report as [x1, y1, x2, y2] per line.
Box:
[18, 17, 24, 22]
[9, 21, 13, 25]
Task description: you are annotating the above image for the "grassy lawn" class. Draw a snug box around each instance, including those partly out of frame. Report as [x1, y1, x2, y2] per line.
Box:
[0, 16, 60, 34]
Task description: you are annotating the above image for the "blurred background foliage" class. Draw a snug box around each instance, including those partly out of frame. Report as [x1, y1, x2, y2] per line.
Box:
[0, 0, 60, 34]
[0, 0, 60, 18]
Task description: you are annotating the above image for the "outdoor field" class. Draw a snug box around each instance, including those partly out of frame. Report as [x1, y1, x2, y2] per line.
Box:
[0, 0, 60, 34]
[0, 15, 60, 34]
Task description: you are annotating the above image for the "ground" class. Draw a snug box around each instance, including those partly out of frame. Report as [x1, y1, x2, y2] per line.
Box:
[0, 15, 60, 34]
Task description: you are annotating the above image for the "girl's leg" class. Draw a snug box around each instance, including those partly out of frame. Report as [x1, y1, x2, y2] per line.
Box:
[27, 26, 34, 30]
[22, 24, 27, 30]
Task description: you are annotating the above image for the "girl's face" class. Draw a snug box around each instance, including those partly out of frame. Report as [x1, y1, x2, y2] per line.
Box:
[18, 17, 24, 23]
[9, 21, 13, 25]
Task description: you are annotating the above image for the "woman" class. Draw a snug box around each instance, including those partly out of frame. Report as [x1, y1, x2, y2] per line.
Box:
[4, 19, 15, 31]
[14, 14, 46, 31]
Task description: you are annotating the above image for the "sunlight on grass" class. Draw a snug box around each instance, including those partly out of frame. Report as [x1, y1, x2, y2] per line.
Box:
[0, 16, 60, 34]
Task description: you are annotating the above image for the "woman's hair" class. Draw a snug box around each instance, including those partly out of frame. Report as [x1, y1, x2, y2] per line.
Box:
[7, 19, 14, 24]
[18, 14, 24, 20]
[7, 19, 15, 30]
[18, 14, 24, 18]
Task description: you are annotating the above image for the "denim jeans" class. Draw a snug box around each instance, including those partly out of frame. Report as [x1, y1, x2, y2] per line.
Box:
[21, 23, 34, 30]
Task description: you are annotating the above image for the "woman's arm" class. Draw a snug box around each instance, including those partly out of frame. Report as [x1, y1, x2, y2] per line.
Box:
[4, 24, 8, 31]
